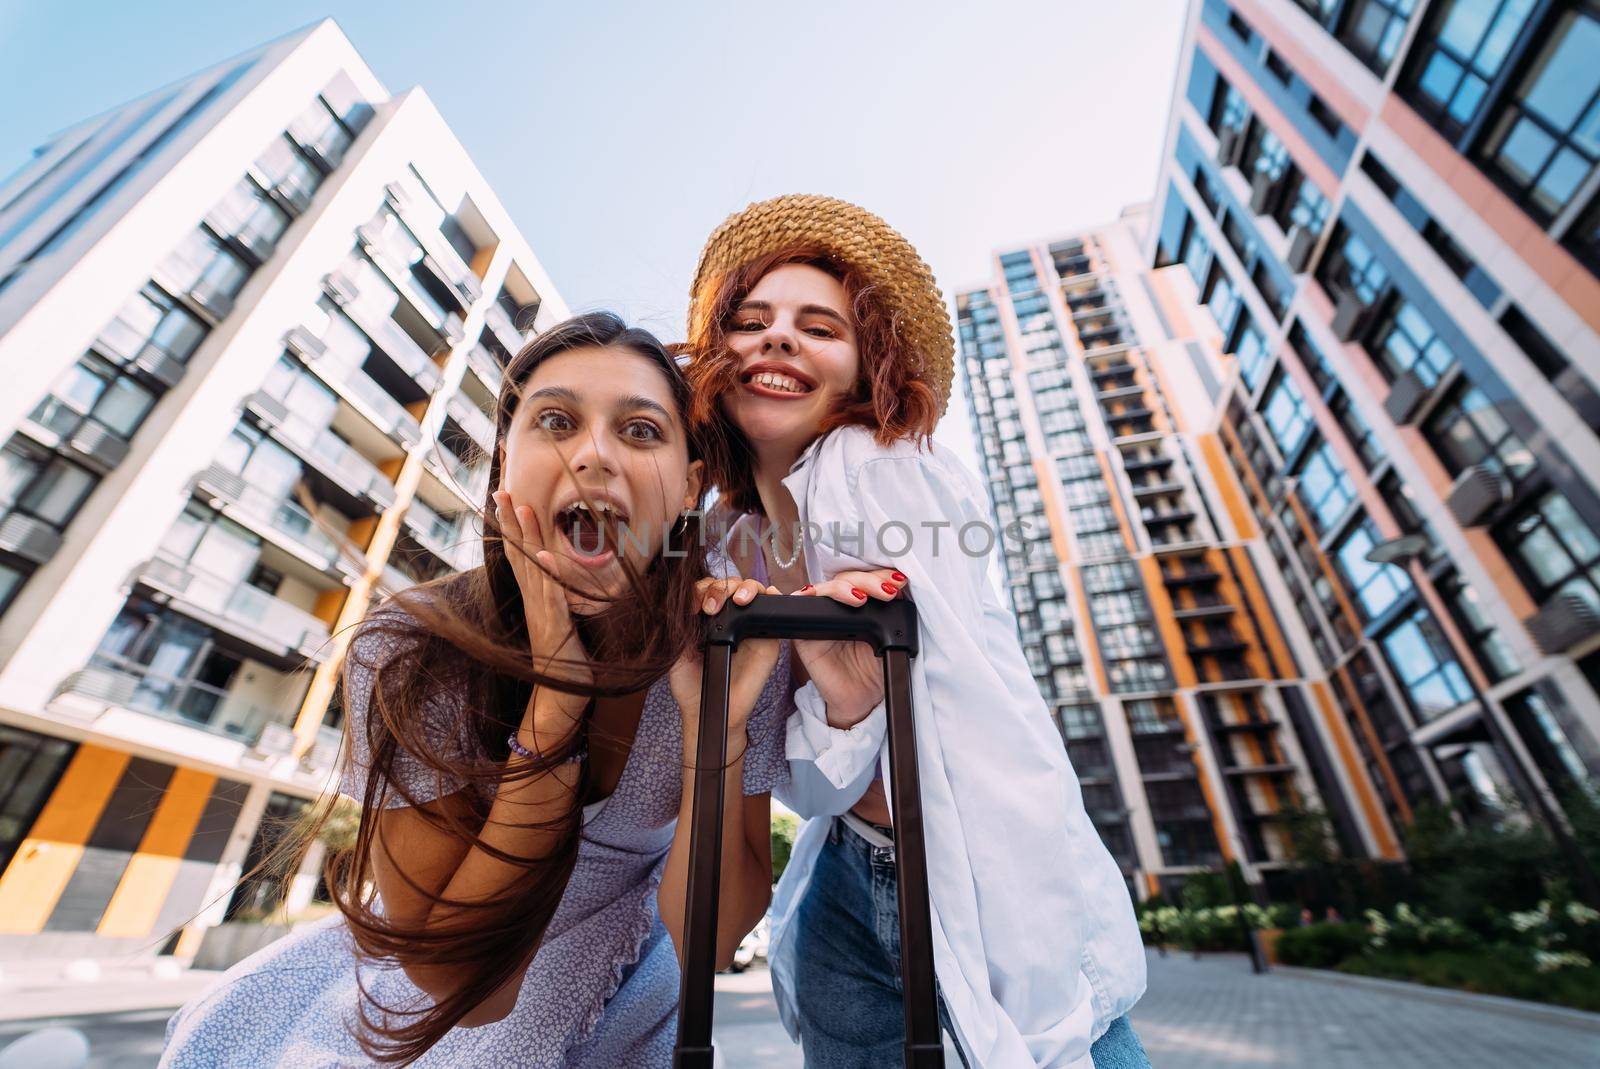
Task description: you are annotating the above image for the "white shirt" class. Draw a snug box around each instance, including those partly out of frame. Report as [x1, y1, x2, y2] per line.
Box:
[722, 425, 1146, 1069]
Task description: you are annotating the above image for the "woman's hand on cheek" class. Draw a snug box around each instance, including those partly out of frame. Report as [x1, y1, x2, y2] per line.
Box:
[791, 568, 908, 726]
[493, 490, 592, 694]
[670, 577, 781, 740]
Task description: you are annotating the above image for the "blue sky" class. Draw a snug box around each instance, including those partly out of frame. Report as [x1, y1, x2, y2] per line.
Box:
[0, 0, 1187, 455]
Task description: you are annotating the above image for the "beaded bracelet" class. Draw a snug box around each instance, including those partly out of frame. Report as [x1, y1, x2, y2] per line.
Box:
[507, 730, 586, 766]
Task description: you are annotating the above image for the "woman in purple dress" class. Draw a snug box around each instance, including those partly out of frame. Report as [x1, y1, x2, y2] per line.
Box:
[162, 312, 815, 1066]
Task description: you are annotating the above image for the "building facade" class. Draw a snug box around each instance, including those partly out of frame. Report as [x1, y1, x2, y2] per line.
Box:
[0, 21, 564, 957]
[957, 206, 1398, 900]
[1144, 0, 1600, 859]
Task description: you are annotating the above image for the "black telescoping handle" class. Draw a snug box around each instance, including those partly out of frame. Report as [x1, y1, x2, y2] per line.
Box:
[674, 595, 943, 1069]
[703, 594, 920, 656]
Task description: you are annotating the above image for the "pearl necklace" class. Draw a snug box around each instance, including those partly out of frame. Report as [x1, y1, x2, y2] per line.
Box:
[765, 516, 803, 570]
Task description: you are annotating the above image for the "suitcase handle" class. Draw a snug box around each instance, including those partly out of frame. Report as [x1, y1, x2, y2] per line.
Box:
[704, 593, 920, 656]
[676, 592, 944, 1069]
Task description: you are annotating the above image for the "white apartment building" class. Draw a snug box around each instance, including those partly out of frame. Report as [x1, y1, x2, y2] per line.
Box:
[0, 20, 566, 957]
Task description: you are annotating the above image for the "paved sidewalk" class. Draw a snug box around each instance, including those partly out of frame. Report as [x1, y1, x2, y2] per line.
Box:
[1130, 950, 1600, 1068]
[4, 950, 1597, 1067]
[0, 959, 221, 1024]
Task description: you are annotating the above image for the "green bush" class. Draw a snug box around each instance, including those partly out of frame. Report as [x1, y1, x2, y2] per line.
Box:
[771, 810, 799, 883]
[1274, 921, 1368, 968]
[1339, 948, 1600, 1014]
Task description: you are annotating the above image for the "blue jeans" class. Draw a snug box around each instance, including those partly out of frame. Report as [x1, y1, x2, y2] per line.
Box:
[790, 817, 1151, 1068]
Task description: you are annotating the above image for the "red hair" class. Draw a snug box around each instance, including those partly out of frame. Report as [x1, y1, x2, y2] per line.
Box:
[685, 246, 940, 512]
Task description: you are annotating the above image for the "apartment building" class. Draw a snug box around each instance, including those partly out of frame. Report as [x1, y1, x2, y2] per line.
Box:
[1145, 0, 1600, 860]
[0, 21, 564, 957]
[956, 206, 1396, 900]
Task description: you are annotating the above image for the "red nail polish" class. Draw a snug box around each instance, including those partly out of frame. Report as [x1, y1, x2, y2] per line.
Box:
[891, 571, 907, 583]
[882, 582, 897, 595]
[800, 584, 812, 592]
[851, 588, 866, 600]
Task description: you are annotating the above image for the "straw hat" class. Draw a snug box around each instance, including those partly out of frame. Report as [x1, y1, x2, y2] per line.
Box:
[687, 194, 955, 416]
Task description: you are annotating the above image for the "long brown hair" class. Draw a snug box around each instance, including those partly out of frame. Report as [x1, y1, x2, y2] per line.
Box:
[325, 311, 710, 1062]
[684, 245, 941, 513]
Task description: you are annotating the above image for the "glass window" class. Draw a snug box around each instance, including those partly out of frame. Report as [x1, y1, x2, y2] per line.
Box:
[1335, 518, 1415, 619]
[1204, 265, 1241, 336]
[1276, 172, 1333, 237]
[1208, 79, 1250, 135]
[207, 177, 289, 255]
[1404, 0, 1537, 136]
[288, 99, 353, 165]
[1504, 680, 1600, 790]
[95, 288, 206, 366]
[1475, 5, 1600, 223]
[0, 442, 44, 509]
[1497, 489, 1600, 611]
[1318, 223, 1391, 303]
[253, 135, 322, 206]
[13, 456, 95, 528]
[1242, 121, 1291, 181]
[1295, 438, 1357, 533]
[1380, 607, 1474, 719]
[33, 357, 156, 440]
[1422, 381, 1538, 482]
[1562, 186, 1600, 277]
[0, 725, 76, 875]
[1329, 391, 1383, 471]
[1234, 319, 1271, 392]
[157, 229, 249, 305]
[1370, 299, 1459, 385]
[1439, 570, 1521, 682]
[1339, 0, 1421, 74]
[1261, 372, 1313, 458]
[1179, 214, 1211, 287]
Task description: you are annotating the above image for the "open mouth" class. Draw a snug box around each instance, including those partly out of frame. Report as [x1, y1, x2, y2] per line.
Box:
[553, 499, 631, 567]
[741, 367, 816, 397]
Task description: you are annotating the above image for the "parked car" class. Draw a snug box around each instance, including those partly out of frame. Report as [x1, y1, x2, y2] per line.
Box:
[727, 913, 771, 973]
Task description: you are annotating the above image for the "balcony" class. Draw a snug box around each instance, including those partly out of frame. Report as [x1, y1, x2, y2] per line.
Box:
[192, 464, 359, 579]
[1130, 479, 1185, 497]
[1090, 362, 1136, 381]
[1120, 455, 1172, 474]
[322, 272, 442, 393]
[466, 344, 504, 395]
[1172, 600, 1236, 621]
[355, 221, 465, 341]
[134, 554, 332, 667]
[403, 497, 475, 571]
[447, 392, 496, 454]
[149, 260, 240, 324]
[21, 397, 130, 472]
[242, 391, 397, 513]
[1162, 564, 1221, 586]
[1097, 382, 1143, 400]
[483, 302, 527, 356]
[1055, 254, 1094, 279]
[382, 182, 484, 311]
[423, 438, 490, 509]
[1222, 762, 1296, 778]
[53, 659, 292, 746]
[1185, 632, 1249, 656]
[0, 512, 64, 566]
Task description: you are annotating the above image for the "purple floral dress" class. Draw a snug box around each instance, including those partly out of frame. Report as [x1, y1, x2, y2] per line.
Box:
[161, 614, 793, 1068]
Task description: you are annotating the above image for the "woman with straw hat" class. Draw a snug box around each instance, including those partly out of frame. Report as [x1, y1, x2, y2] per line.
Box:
[685, 195, 1150, 1068]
